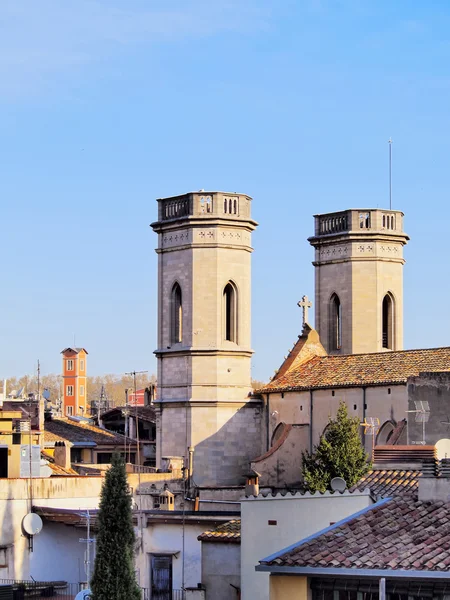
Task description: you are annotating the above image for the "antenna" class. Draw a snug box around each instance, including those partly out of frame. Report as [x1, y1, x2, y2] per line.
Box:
[360, 416, 380, 453]
[406, 400, 430, 445]
[388, 138, 393, 210]
[125, 369, 148, 571]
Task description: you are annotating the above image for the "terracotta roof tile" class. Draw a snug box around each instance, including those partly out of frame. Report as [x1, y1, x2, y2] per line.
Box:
[44, 418, 128, 446]
[258, 347, 450, 392]
[350, 469, 421, 497]
[198, 519, 241, 543]
[260, 498, 450, 571]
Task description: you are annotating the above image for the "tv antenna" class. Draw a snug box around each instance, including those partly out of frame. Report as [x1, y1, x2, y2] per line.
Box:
[79, 509, 95, 585]
[360, 416, 380, 452]
[406, 400, 430, 445]
[125, 369, 148, 566]
[388, 138, 393, 210]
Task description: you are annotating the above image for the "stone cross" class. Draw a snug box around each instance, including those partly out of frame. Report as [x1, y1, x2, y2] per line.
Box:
[298, 295, 312, 325]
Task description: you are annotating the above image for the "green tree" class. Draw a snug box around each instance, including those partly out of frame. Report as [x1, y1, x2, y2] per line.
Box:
[91, 454, 141, 600]
[302, 401, 371, 493]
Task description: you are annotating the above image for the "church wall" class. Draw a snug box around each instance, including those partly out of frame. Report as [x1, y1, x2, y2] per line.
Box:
[407, 372, 450, 445]
[266, 384, 407, 457]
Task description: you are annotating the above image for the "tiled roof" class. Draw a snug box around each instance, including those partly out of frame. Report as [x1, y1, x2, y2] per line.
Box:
[102, 405, 156, 423]
[350, 469, 420, 497]
[198, 519, 241, 543]
[260, 497, 450, 571]
[258, 347, 450, 392]
[41, 449, 78, 476]
[44, 418, 129, 446]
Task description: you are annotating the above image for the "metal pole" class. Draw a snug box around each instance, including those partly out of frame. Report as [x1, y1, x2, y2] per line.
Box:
[388, 138, 393, 210]
[86, 510, 91, 584]
[379, 577, 386, 600]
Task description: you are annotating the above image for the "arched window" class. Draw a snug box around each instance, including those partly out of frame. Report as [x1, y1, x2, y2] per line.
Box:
[223, 282, 238, 342]
[382, 293, 394, 349]
[329, 294, 342, 351]
[171, 283, 182, 344]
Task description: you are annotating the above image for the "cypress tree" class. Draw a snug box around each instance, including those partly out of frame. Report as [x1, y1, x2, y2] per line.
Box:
[302, 401, 371, 493]
[91, 453, 141, 600]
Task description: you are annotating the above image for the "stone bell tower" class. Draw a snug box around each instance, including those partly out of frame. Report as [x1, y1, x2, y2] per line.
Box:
[308, 209, 409, 355]
[151, 191, 263, 486]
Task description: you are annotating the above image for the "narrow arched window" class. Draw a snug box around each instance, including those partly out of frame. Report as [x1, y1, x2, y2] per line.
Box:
[223, 282, 238, 342]
[330, 294, 342, 351]
[382, 215, 386, 228]
[391, 216, 394, 229]
[382, 293, 394, 349]
[171, 283, 182, 344]
[224, 198, 227, 213]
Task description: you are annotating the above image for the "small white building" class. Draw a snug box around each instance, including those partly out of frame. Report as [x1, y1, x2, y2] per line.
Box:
[241, 489, 373, 600]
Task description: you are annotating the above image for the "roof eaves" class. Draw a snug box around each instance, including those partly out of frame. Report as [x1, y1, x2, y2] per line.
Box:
[255, 566, 450, 578]
[258, 497, 391, 565]
[259, 380, 407, 394]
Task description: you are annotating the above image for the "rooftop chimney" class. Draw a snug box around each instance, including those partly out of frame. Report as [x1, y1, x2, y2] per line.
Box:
[53, 441, 73, 471]
[418, 458, 450, 502]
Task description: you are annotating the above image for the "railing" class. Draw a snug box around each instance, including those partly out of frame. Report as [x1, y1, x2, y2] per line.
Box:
[318, 212, 349, 235]
[131, 465, 158, 474]
[0, 581, 185, 600]
[0, 580, 85, 598]
[141, 591, 185, 600]
[161, 197, 192, 220]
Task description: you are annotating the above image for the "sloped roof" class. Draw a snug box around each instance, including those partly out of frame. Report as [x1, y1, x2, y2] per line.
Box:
[259, 497, 450, 571]
[101, 405, 156, 423]
[41, 449, 78, 476]
[258, 347, 450, 392]
[44, 417, 129, 446]
[350, 469, 420, 497]
[60, 347, 88, 354]
[198, 519, 241, 543]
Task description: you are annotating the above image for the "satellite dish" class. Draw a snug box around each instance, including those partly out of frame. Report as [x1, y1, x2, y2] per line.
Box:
[330, 477, 347, 492]
[436, 439, 450, 460]
[22, 513, 43, 536]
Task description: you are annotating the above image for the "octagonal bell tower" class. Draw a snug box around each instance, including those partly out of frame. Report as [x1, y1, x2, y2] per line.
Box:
[151, 191, 262, 486]
[309, 209, 409, 355]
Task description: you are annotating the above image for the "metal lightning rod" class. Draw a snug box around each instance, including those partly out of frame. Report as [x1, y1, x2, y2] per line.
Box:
[388, 138, 393, 210]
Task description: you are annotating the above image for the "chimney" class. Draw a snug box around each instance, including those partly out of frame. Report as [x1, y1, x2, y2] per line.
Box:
[418, 458, 450, 502]
[245, 469, 260, 497]
[53, 441, 73, 470]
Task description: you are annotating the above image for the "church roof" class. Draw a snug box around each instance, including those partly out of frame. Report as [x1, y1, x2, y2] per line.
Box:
[258, 346, 450, 392]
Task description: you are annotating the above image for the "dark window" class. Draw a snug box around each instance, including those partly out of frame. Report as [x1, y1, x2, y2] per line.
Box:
[97, 453, 113, 464]
[71, 448, 83, 463]
[382, 293, 394, 349]
[330, 294, 342, 351]
[171, 283, 182, 344]
[0, 449, 7, 478]
[12, 434, 21, 445]
[224, 282, 238, 342]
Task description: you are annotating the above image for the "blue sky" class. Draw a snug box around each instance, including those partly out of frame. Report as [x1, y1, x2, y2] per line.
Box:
[1, 0, 450, 382]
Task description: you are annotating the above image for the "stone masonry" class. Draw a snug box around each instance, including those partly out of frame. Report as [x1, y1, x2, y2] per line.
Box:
[308, 209, 409, 354]
[151, 191, 264, 486]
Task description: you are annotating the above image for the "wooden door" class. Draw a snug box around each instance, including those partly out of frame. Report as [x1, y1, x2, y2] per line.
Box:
[151, 555, 172, 600]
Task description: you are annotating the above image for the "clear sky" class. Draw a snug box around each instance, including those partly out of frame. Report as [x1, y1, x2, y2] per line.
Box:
[1, 0, 450, 383]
